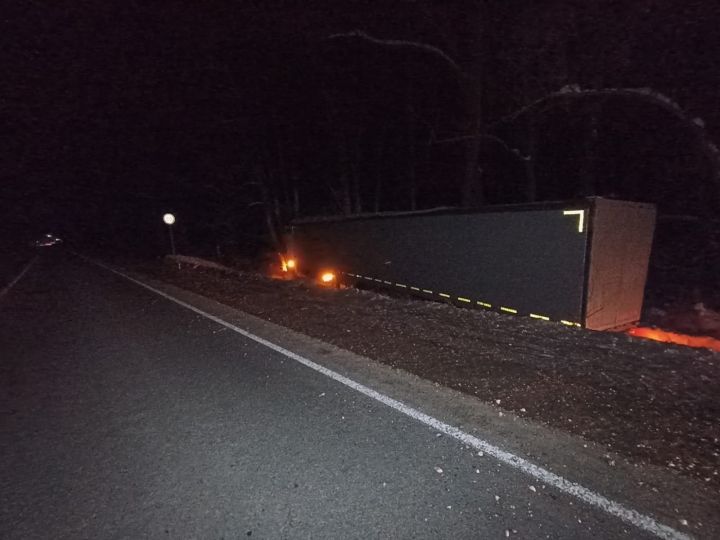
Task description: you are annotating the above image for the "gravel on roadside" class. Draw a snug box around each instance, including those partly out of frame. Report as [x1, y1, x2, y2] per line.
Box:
[123, 256, 720, 491]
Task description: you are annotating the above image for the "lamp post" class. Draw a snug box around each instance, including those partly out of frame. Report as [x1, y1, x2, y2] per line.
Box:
[163, 213, 176, 256]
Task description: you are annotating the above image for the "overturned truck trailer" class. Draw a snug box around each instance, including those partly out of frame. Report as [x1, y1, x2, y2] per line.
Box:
[287, 197, 656, 331]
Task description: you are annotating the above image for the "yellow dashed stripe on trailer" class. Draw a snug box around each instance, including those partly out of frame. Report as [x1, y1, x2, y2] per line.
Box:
[346, 272, 582, 329]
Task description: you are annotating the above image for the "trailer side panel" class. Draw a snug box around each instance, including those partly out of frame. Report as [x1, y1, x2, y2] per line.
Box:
[292, 207, 590, 324]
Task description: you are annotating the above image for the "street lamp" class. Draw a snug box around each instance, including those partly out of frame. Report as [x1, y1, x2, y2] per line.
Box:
[163, 213, 176, 255]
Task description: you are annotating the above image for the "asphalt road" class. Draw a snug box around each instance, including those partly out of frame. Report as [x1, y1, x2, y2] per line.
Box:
[0, 253, 680, 539]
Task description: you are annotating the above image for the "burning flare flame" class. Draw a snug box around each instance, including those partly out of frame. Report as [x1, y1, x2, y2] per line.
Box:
[628, 327, 720, 352]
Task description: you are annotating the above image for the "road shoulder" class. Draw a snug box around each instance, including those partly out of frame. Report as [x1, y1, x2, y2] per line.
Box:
[92, 258, 719, 537]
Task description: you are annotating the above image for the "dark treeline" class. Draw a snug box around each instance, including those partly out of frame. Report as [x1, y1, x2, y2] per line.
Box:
[2, 1, 719, 266]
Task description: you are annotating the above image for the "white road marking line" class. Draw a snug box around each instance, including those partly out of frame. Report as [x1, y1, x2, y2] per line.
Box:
[93, 260, 690, 540]
[0, 255, 39, 301]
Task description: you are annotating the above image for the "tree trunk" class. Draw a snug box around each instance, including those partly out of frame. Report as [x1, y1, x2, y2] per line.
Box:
[256, 171, 281, 250]
[264, 207, 280, 250]
[372, 128, 386, 213]
[374, 176, 382, 213]
[579, 108, 600, 196]
[407, 103, 417, 210]
[461, 77, 485, 207]
[351, 136, 363, 214]
[524, 117, 538, 202]
[254, 136, 285, 250]
[293, 185, 300, 216]
[353, 177, 362, 214]
[338, 135, 353, 215]
[340, 173, 352, 215]
[461, 117, 484, 207]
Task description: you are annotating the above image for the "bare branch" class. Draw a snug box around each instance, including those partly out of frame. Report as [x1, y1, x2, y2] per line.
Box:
[431, 132, 529, 161]
[491, 85, 720, 200]
[327, 30, 464, 77]
[492, 85, 712, 142]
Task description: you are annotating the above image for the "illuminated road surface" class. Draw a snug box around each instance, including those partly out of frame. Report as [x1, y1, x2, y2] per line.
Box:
[0, 253, 693, 539]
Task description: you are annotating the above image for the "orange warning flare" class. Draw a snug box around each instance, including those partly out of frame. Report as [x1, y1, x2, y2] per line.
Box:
[280, 255, 297, 273]
[628, 327, 720, 352]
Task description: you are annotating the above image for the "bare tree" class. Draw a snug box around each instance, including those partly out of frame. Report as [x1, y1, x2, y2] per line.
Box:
[492, 85, 720, 208]
[327, 29, 486, 207]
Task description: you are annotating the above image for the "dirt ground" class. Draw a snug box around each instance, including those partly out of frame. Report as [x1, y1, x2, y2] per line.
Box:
[123, 256, 720, 492]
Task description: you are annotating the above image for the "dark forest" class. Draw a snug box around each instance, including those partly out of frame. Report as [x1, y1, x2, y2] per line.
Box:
[2, 1, 719, 302]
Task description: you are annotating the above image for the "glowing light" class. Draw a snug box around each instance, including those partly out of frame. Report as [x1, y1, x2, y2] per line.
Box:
[628, 327, 720, 352]
[530, 313, 550, 321]
[163, 213, 175, 225]
[500, 306, 518, 314]
[560, 320, 576, 326]
[422, 289, 433, 294]
[279, 255, 296, 273]
[439, 293, 451, 298]
[477, 301, 492, 308]
[320, 272, 336, 283]
[563, 209, 584, 233]
[458, 297, 471, 303]
[395, 283, 407, 288]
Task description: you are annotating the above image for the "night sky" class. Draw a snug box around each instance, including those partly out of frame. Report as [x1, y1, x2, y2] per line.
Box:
[2, 1, 719, 258]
